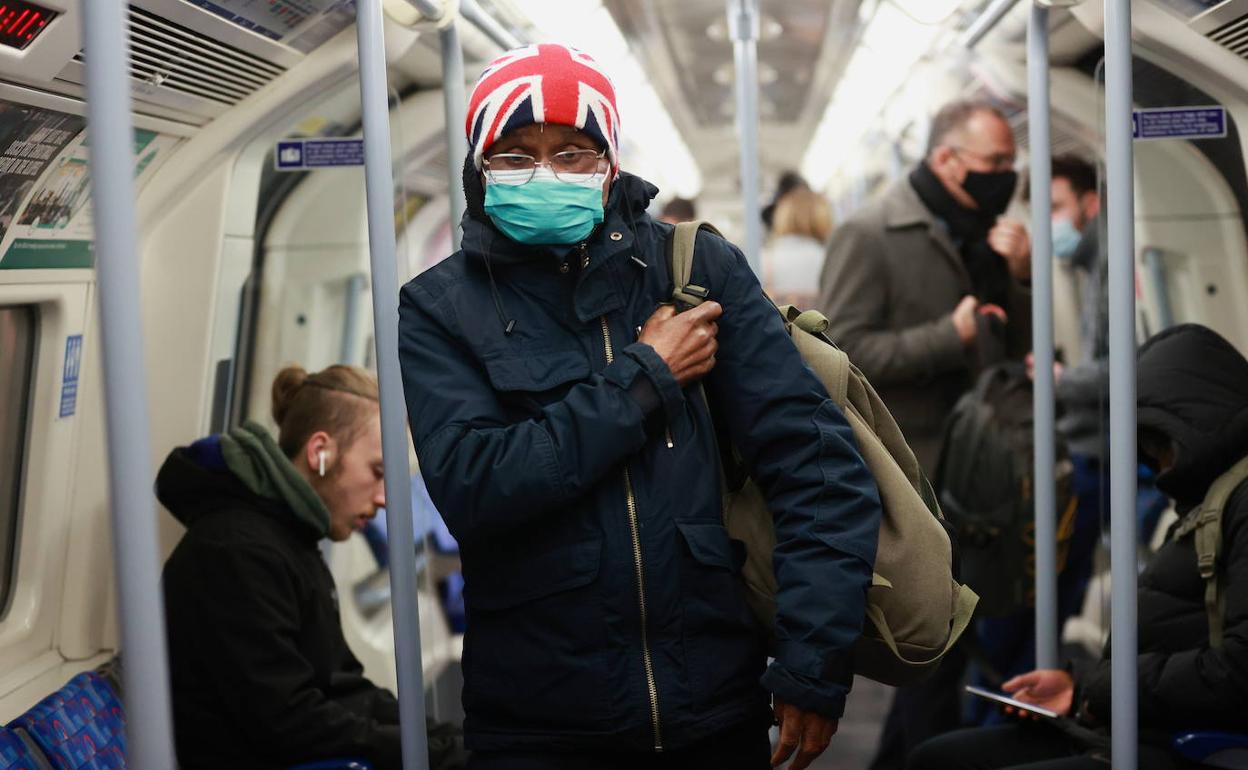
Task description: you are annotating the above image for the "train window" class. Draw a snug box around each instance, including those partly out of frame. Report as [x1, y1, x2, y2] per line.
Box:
[0, 305, 35, 616]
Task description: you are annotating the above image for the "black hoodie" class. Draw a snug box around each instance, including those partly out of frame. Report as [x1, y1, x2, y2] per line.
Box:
[1076, 324, 1248, 732]
[158, 438, 403, 770]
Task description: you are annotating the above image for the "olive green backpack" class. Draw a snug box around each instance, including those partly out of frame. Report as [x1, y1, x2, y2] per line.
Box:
[669, 221, 979, 686]
[1172, 454, 1248, 648]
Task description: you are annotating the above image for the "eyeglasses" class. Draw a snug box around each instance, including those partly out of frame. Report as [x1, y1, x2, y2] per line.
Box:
[951, 146, 1017, 172]
[483, 149, 608, 186]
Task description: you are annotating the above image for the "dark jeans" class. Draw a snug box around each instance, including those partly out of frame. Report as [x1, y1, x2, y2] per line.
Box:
[870, 643, 969, 770]
[465, 723, 771, 770]
[907, 723, 1186, 770]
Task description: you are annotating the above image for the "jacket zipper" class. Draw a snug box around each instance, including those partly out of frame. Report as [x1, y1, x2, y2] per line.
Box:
[600, 312, 664, 751]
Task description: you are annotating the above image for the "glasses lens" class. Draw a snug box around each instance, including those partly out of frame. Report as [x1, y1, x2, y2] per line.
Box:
[485, 154, 536, 186]
[551, 150, 605, 183]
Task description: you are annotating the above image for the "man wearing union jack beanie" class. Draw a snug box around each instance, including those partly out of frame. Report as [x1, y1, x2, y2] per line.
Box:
[399, 42, 881, 770]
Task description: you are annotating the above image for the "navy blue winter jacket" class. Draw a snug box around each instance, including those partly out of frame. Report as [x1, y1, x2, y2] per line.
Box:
[398, 172, 882, 753]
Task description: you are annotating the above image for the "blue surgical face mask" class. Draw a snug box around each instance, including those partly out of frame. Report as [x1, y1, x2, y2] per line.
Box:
[484, 167, 605, 245]
[1052, 215, 1083, 262]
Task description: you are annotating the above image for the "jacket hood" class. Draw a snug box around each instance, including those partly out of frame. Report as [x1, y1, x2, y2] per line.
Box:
[459, 156, 659, 267]
[1136, 324, 1248, 504]
[156, 422, 330, 539]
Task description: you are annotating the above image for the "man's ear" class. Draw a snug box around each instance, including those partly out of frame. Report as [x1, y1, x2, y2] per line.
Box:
[303, 431, 337, 474]
[928, 145, 960, 181]
[1081, 190, 1101, 221]
[601, 166, 617, 204]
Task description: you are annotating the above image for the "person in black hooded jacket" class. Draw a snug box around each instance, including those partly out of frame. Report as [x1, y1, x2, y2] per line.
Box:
[908, 323, 1248, 770]
[160, 364, 460, 770]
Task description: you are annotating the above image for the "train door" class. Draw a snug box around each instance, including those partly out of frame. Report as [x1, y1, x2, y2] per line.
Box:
[0, 276, 103, 714]
[228, 82, 462, 716]
[1106, 56, 1248, 352]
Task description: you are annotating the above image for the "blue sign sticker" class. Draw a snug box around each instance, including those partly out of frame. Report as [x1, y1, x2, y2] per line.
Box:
[274, 138, 365, 170]
[1133, 106, 1227, 141]
[60, 334, 83, 418]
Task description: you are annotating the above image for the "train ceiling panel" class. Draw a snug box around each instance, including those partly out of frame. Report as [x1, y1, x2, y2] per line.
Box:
[603, 0, 862, 191]
[56, 5, 288, 120]
[607, 0, 838, 127]
[1206, 11, 1248, 60]
[1164, 0, 1248, 63]
[0, 0, 333, 126]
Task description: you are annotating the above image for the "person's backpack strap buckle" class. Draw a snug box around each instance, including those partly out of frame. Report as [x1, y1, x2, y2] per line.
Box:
[1194, 508, 1220, 581]
[668, 220, 722, 309]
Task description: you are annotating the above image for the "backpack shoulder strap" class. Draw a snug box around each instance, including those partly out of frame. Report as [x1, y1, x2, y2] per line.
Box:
[668, 220, 722, 308]
[1174, 453, 1248, 648]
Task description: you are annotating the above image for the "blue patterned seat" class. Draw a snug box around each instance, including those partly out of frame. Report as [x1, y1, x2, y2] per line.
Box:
[0, 727, 52, 770]
[9, 673, 126, 770]
[9, 670, 376, 769]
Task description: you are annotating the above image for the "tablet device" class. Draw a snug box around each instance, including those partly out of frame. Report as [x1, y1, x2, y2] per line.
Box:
[964, 685, 1060, 719]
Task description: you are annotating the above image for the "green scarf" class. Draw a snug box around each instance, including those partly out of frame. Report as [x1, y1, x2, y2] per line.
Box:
[219, 421, 331, 538]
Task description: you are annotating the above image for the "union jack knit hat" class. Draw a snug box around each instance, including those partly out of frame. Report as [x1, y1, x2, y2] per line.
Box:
[465, 43, 620, 171]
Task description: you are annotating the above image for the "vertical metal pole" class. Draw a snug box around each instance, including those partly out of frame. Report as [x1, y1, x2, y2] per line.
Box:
[728, 0, 763, 274]
[1105, 1, 1138, 768]
[1027, 3, 1059, 672]
[356, 2, 430, 769]
[81, 2, 177, 768]
[441, 19, 469, 252]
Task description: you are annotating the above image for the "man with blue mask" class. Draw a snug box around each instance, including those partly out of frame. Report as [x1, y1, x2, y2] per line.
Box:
[1050, 155, 1112, 628]
[398, 43, 883, 770]
[1050, 154, 1105, 364]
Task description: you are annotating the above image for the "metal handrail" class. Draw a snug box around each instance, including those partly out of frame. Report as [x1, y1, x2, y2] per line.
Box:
[356, 1, 431, 768]
[459, 0, 522, 51]
[960, 0, 1024, 49]
[727, 0, 764, 275]
[1027, 2, 1060, 671]
[441, 19, 469, 251]
[1105, 0, 1139, 767]
[81, 1, 178, 768]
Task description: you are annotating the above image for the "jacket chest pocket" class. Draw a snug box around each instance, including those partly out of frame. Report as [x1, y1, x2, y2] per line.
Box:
[481, 348, 591, 416]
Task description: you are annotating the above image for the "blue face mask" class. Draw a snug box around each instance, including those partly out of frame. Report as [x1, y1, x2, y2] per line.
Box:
[1052, 216, 1083, 262]
[484, 170, 605, 245]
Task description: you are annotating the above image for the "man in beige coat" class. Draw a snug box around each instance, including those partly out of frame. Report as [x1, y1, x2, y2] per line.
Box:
[817, 100, 1033, 770]
[816, 101, 1032, 474]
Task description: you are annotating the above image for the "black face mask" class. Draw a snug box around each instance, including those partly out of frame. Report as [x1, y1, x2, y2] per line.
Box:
[961, 169, 1018, 217]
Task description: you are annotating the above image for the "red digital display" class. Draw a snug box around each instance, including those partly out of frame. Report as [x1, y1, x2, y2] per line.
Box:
[0, 1, 56, 51]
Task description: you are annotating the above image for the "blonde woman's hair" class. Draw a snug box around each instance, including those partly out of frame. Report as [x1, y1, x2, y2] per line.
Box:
[270, 364, 379, 458]
[772, 189, 833, 243]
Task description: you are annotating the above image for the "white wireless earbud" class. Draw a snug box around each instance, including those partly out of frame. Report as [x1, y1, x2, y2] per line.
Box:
[318, 450, 326, 478]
